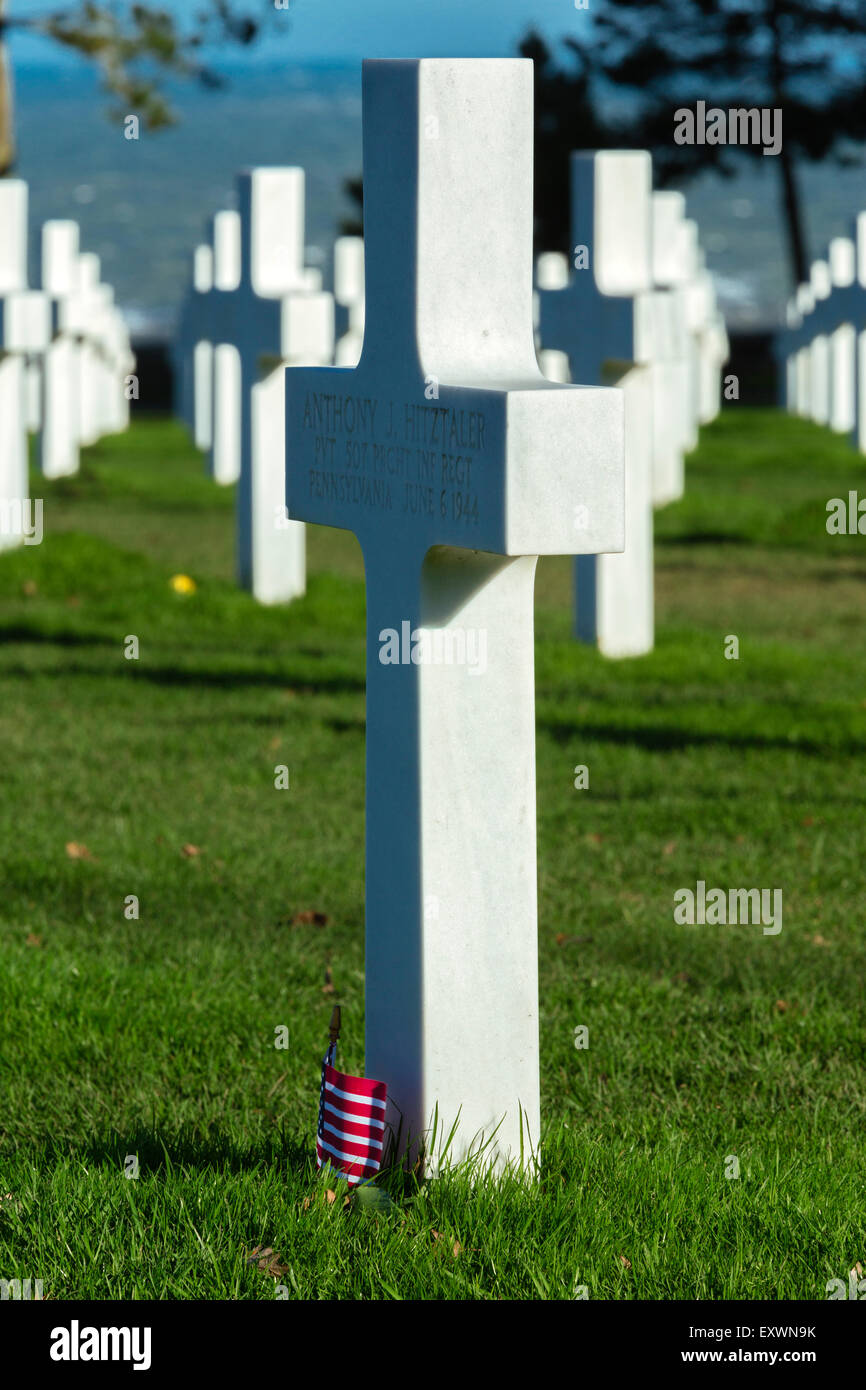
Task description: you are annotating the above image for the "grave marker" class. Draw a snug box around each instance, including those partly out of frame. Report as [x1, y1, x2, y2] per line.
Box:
[174, 243, 214, 450]
[0, 180, 50, 548]
[649, 190, 692, 504]
[334, 236, 365, 367]
[807, 259, 832, 426]
[40, 220, 83, 479]
[285, 59, 624, 1171]
[794, 282, 816, 418]
[203, 169, 334, 603]
[538, 150, 655, 658]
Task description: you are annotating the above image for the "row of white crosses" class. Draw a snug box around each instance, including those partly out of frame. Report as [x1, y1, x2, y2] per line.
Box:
[0, 177, 134, 552]
[775, 214, 866, 453]
[534, 157, 729, 658]
[175, 169, 335, 603]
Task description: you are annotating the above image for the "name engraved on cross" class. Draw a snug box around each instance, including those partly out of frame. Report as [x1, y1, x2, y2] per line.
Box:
[286, 59, 624, 1175]
[301, 392, 485, 523]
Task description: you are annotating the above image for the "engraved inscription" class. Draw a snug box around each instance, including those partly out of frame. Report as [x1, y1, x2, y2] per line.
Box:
[301, 391, 484, 524]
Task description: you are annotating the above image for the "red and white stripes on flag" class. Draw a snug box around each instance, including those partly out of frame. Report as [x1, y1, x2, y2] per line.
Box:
[316, 1058, 388, 1185]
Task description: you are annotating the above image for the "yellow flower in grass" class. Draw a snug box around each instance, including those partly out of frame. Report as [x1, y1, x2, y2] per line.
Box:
[170, 574, 196, 595]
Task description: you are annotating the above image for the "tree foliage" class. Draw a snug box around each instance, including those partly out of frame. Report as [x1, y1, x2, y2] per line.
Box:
[530, 0, 866, 286]
[0, 0, 278, 173]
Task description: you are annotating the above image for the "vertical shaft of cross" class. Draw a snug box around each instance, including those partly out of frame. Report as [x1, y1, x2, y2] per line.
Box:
[362, 544, 542, 1165]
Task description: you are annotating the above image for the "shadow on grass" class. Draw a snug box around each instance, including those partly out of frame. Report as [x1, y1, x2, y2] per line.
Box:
[70, 1126, 312, 1176]
[660, 531, 752, 546]
[539, 717, 866, 758]
[0, 624, 118, 649]
[0, 651, 366, 697]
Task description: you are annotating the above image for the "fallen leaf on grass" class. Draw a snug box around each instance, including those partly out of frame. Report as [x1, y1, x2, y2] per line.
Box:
[430, 1228, 460, 1254]
[293, 910, 329, 928]
[25, 933, 42, 948]
[245, 1245, 288, 1279]
[181, 844, 201, 858]
[22, 579, 37, 597]
[811, 934, 830, 947]
[303, 1189, 350, 1211]
[65, 842, 93, 860]
[774, 999, 789, 1013]
[619, 1255, 632, 1269]
[662, 841, 677, 856]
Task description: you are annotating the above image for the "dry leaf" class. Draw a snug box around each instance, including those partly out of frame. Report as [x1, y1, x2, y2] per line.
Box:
[774, 999, 789, 1013]
[245, 1244, 287, 1278]
[811, 934, 830, 947]
[325, 1189, 337, 1205]
[25, 933, 42, 948]
[181, 844, 201, 858]
[452, 1241, 462, 1257]
[802, 816, 815, 827]
[851, 1262, 863, 1279]
[662, 841, 676, 856]
[268, 736, 281, 751]
[65, 842, 93, 860]
[555, 932, 567, 946]
[22, 579, 37, 597]
[293, 910, 329, 927]
[619, 1255, 632, 1269]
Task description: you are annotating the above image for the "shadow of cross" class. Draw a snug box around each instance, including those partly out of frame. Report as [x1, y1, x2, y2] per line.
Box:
[0, 179, 51, 553]
[285, 59, 624, 1176]
[538, 150, 656, 660]
[204, 169, 334, 604]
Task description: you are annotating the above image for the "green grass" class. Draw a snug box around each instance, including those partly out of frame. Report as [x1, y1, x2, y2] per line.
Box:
[0, 409, 864, 1300]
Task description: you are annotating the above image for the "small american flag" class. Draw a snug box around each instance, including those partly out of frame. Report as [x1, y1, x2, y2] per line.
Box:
[316, 1008, 388, 1186]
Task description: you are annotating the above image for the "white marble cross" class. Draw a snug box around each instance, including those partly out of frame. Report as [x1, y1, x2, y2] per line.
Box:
[809, 226, 865, 440]
[689, 250, 729, 426]
[0, 180, 50, 550]
[793, 282, 816, 418]
[806, 259, 832, 427]
[649, 191, 693, 505]
[537, 150, 655, 659]
[39, 220, 84, 479]
[175, 243, 214, 450]
[285, 59, 624, 1172]
[203, 170, 334, 603]
[334, 236, 365, 367]
[775, 294, 802, 413]
[204, 209, 242, 486]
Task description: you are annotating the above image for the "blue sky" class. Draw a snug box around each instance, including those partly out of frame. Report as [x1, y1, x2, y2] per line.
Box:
[8, 0, 591, 66]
